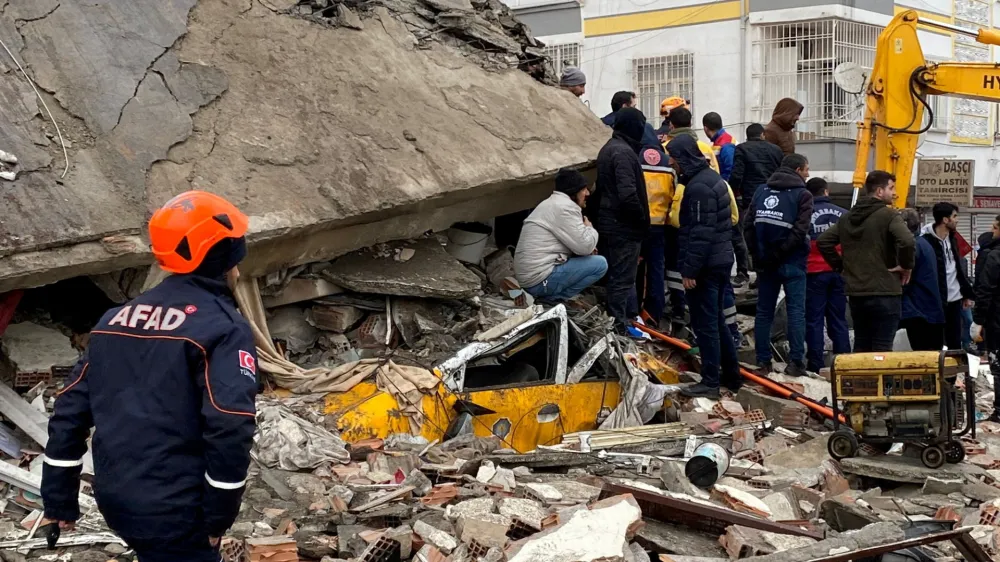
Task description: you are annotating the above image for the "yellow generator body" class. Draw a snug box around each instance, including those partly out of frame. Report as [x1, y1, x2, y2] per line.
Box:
[829, 350, 974, 468]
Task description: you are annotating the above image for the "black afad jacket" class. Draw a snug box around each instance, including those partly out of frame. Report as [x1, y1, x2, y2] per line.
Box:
[41, 275, 258, 542]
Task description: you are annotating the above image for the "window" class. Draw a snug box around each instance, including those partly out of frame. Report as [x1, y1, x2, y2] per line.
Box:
[543, 43, 581, 78]
[631, 54, 694, 127]
[952, 0, 991, 143]
[751, 19, 881, 140]
[927, 95, 948, 132]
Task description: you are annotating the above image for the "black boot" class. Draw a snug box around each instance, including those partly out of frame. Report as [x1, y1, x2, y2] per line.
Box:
[681, 383, 721, 399]
[785, 361, 807, 377]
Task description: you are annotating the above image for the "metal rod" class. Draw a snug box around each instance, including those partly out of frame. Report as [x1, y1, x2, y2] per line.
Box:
[918, 18, 978, 38]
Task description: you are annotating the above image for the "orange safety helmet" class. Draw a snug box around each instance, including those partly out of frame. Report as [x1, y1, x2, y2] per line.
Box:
[148, 191, 249, 274]
[660, 96, 689, 117]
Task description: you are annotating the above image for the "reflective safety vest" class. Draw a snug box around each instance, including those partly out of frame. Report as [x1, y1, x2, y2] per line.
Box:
[642, 165, 676, 226]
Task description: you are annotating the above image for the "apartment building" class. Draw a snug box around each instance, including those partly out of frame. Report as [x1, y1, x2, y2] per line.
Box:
[505, 0, 1000, 263]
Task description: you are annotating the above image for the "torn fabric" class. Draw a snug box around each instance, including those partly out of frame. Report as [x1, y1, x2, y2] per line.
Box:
[254, 400, 351, 469]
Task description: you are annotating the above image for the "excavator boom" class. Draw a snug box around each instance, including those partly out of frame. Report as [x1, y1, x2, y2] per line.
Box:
[854, 10, 1000, 208]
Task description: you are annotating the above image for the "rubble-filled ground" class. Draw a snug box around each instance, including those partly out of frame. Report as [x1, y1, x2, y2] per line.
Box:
[0, 233, 999, 562]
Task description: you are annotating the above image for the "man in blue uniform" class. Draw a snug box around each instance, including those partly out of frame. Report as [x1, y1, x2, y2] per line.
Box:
[745, 154, 814, 377]
[42, 191, 258, 562]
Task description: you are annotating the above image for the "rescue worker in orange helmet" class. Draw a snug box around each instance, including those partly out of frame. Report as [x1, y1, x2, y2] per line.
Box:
[42, 191, 258, 562]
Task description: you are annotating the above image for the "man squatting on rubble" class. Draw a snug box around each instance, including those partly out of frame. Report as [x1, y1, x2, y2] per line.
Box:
[973, 215, 1000, 421]
[668, 133, 742, 399]
[42, 192, 258, 562]
[818, 171, 915, 352]
[513, 169, 608, 302]
[804, 178, 850, 373]
[745, 154, 813, 377]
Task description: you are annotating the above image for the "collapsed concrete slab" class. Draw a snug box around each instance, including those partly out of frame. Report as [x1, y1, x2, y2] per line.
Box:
[0, 0, 608, 292]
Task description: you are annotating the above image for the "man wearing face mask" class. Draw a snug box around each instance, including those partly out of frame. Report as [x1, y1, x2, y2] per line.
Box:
[593, 107, 650, 334]
[42, 191, 258, 562]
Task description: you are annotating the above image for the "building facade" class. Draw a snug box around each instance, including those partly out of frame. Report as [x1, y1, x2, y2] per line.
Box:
[505, 0, 1000, 267]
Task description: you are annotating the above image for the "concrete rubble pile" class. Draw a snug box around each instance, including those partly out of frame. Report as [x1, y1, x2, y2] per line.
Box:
[1, 234, 1000, 561]
[288, 0, 554, 80]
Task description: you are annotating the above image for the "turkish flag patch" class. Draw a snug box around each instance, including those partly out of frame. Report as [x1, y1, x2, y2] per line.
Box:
[642, 148, 662, 166]
[239, 350, 256, 374]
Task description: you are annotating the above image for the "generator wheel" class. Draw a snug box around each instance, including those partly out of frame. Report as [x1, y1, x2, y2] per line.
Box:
[921, 445, 946, 469]
[828, 430, 859, 460]
[945, 440, 966, 464]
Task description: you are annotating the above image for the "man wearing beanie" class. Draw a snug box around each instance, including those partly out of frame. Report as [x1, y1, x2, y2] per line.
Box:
[42, 191, 258, 562]
[515, 169, 607, 302]
[594, 107, 650, 334]
[560, 66, 586, 97]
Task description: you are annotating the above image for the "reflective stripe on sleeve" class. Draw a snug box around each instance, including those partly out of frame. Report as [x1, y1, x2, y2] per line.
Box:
[756, 218, 793, 229]
[205, 473, 247, 490]
[43, 456, 84, 468]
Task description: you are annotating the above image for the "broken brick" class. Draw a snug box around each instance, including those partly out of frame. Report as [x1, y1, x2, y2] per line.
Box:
[420, 484, 459, 507]
[935, 506, 961, 522]
[246, 536, 299, 562]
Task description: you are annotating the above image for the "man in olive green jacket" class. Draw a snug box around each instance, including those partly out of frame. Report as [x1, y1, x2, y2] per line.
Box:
[817, 170, 915, 352]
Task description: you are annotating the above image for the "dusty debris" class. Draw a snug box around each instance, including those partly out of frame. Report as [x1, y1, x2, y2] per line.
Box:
[254, 400, 350, 470]
[0, 322, 79, 388]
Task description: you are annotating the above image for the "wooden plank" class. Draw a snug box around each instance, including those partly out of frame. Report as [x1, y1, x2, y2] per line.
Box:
[350, 485, 415, 512]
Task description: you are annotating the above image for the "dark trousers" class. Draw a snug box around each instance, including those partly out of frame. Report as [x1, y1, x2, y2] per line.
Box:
[599, 234, 642, 330]
[734, 205, 750, 277]
[988, 330, 1000, 417]
[849, 295, 901, 352]
[944, 300, 964, 350]
[635, 225, 666, 325]
[900, 317, 944, 351]
[756, 264, 807, 365]
[127, 531, 221, 562]
[805, 272, 850, 372]
[664, 227, 686, 321]
[687, 266, 741, 389]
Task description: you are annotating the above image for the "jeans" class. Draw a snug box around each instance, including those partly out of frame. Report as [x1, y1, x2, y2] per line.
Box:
[756, 264, 807, 365]
[599, 234, 642, 330]
[634, 226, 666, 325]
[849, 295, 901, 352]
[525, 255, 608, 302]
[687, 266, 741, 389]
[664, 227, 686, 321]
[943, 300, 964, 350]
[805, 272, 851, 372]
[900, 317, 944, 351]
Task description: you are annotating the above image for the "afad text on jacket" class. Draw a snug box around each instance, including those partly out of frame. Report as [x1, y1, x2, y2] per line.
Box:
[41, 274, 258, 544]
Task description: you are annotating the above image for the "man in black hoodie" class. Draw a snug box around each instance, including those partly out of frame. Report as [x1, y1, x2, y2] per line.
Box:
[729, 124, 784, 285]
[744, 154, 813, 376]
[667, 134, 741, 399]
[594, 107, 651, 333]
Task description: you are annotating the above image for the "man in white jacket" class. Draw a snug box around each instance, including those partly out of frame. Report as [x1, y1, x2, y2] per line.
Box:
[514, 169, 608, 302]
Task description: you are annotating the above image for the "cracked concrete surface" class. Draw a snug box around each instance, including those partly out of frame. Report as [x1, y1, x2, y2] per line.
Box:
[0, 0, 608, 291]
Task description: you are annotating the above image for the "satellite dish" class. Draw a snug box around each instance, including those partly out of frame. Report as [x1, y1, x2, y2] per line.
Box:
[834, 62, 867, 95]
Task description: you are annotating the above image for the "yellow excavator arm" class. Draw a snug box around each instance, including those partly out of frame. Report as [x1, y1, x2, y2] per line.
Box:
[854, 10, 1000, 208]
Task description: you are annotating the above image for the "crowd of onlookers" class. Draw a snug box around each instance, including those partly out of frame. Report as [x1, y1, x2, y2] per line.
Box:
[507, 68, 1000, 413]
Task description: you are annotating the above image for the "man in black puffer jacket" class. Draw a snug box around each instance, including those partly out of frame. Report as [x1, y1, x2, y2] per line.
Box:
[593, 107, 651, 333]
[668, 134, 740, 399]
[729, 124, 784, 284]
[973, 216, 1000, 421]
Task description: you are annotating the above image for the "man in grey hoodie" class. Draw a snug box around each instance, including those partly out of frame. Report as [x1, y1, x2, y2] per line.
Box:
[514, 169, 608, 302]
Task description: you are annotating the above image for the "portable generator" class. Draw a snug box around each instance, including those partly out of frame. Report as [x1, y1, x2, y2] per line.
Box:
[828, 350, 975, 469]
